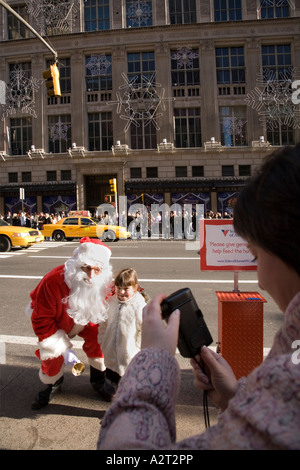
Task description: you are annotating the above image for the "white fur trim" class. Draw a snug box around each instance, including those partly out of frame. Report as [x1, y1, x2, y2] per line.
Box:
[39, 329, 73, 361]
[73, 241, 111, 269]
[88, 357, 106, 372]
[39, 367, 64, 385]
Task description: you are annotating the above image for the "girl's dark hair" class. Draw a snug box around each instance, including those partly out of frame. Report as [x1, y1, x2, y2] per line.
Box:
[233, 143, 300, 277]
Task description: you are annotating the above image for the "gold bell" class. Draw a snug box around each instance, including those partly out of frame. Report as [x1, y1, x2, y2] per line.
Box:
[72, 361, 85, 376]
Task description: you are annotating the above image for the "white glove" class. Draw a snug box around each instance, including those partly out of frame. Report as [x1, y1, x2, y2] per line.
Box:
[63, 348, 80, 366]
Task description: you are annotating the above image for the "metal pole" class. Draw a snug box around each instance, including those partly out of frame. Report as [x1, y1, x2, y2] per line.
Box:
[0, 0, 57, 61]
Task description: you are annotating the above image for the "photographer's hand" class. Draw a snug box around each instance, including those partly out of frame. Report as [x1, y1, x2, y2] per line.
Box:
[141, 294, 180, 356]
[191, 346, 238, 411]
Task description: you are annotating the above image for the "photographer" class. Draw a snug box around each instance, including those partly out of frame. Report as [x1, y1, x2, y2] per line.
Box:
[98, 144, 300, 450]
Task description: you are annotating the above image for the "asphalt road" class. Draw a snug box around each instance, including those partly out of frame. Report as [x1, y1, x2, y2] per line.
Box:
[0, 238, 282, 451]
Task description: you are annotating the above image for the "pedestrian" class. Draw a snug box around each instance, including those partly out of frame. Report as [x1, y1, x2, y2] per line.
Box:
[98, 268, 148, 392]
[27, 237, 115, 409]
[98, 144, 300, 450]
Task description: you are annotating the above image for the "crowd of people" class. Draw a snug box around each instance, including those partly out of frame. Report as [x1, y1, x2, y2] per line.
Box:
[1, 211, 67, 230]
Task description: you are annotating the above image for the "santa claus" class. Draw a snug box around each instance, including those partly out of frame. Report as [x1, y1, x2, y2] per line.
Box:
[27, 237, 115, 409]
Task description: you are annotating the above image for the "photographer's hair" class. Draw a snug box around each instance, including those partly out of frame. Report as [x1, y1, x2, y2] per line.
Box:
[114, 267, 148, 301]
[233, 143, 300, 277]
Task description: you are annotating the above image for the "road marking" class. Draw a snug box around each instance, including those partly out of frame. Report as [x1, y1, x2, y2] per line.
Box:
[0, 274, 257, 283]
[28, 256, 199, 260]
[0, 334, 271, 365]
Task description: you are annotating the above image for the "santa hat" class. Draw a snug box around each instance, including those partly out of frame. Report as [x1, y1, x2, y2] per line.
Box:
[72, 237, 111, 268]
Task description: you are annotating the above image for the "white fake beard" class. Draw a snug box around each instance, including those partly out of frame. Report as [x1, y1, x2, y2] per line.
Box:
[63, 264, 112, 325]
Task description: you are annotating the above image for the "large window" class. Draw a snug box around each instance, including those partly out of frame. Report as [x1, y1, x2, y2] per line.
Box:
[169, 0, 196, 24]
[126, 0, 152, 27]
[88, 112, 113, 151]
[171, 48, 200, 87]
[84, 0, 110, 31]
[220, 106, 247, 146]
[48, 115, 71, 153]
[86, 54, 112, 91]
[174, 108, 202, 148]
[130, 119, 157, 149]
[127, 51, 155, 83]
[10, 117, 32, 155]
[216, 47, 245, 84]
[260, 0, 290, 19]
[8, 5, 30, 39]
[214, 0, 242, 22]
[262, 44, 292, 80]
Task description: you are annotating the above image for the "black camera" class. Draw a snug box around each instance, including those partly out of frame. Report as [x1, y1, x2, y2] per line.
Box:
[161, 287, 213, 358]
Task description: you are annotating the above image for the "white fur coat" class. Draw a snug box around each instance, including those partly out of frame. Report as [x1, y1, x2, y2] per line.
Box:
[98, 292, 146, 376]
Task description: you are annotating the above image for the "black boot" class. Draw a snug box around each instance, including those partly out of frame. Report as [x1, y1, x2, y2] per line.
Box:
[31, 376, 64, 410]
[90, 366, 115, 402]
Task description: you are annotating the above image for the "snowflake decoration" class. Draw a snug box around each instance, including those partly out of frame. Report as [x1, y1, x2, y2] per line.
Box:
[171, 47, 199, 69]
[1, 65, 42, 120]
[50, 118, 69, 141]
[86, 55, 112, 76]
[25, 0, 79, 35]
[222, 115, 247, 136]
[260, 0, 295, 8]
[127, 1, 152, 27]
[108, 72, 174, 132]
[245, 68, 300, 130]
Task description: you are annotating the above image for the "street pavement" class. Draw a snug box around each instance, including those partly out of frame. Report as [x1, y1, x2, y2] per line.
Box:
[0, 238, 281, 451]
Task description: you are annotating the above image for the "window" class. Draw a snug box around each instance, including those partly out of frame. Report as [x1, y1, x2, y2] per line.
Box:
[8, 172, 18, 183]
[130, 168, 142, 178]
[84, 0, 110, 31]
[8, 5, 30, 39]
[130, 119, 157, 149]
[192, 166, 204, 177]
[48, 115, 71, 153]
[174, 108, 202, 147]
[81, 218, 95, 225]
[239, 165, 251, 177]
[62, 217, 78, 225]
[127, 51, 155, 83]
[10, 117, 32, 155]
[146, 167, 158, 178]
[175, 166, 188, 177]
[222, 165, 234, 176]
[61, 170, 72, 181]
[86, 54, 112, 91]
[262, 44, 292, 81]
[220, 106, 247, 146]
[126, 0, 152, 27]
[267, 124, 294, 146]
[260, 0, 290, 19]
[47, 171, 57, 181]
[88, 112, 113, 151]
[214, 0, 242, 22]
[22, 172, 31, 182]
[216, 47, 245, 84]
[169, 0, 196, 24]
[171, 48, 200, 87]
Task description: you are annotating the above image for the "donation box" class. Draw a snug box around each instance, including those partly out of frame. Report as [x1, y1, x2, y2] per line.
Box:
[216, 291, 266, 379]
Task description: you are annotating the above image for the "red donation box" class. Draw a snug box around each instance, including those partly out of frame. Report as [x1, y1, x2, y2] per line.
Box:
[216, 291, 266, 379]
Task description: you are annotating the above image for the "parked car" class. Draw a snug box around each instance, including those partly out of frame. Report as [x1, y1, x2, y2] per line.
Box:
[0, 219, 44, 252]
[41, 216, 130, 242]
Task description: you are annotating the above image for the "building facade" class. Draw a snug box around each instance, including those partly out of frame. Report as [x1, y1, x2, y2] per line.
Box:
[0, 0, 299, 217]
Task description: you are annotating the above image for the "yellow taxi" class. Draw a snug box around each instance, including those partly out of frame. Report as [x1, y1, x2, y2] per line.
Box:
[41, 216, 130, 242]
[0, 219, 44, 252]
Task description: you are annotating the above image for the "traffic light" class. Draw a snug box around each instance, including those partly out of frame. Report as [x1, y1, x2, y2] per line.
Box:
[109, 178, 117, 193]
[43, 63, 61, 97]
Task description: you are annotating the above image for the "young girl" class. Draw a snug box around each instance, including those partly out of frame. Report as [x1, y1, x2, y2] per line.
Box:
[98, 268, 148, 390]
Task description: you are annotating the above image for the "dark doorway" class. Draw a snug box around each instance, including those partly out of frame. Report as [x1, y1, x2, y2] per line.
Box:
[85, 174, 116, 214]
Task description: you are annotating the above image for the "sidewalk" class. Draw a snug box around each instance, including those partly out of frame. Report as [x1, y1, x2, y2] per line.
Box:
[0, 346, 218, 450]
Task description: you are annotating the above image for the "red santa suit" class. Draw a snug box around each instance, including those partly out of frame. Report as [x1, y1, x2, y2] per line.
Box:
[29, 237, 113, 385]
